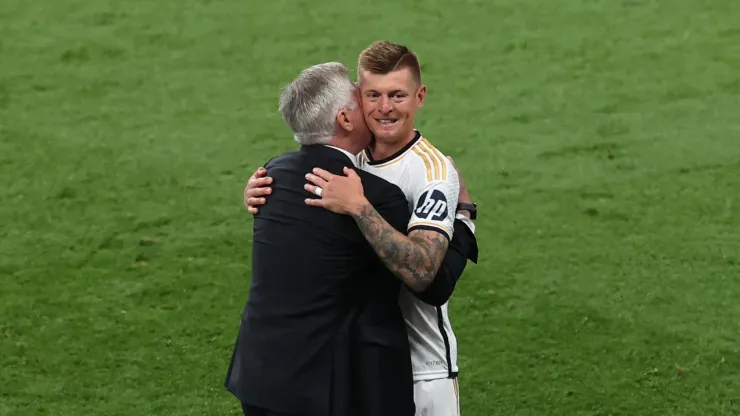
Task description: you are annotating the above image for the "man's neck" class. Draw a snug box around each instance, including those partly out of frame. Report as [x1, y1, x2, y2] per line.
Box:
[369, 129, 417, 160]
[326, 137, 362, 156]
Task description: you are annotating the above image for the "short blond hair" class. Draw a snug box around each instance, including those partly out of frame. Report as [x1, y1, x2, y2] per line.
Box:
[358, 41, 422, 84]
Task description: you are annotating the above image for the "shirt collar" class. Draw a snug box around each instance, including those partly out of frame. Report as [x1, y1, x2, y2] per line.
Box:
[323, 145, 358, 167]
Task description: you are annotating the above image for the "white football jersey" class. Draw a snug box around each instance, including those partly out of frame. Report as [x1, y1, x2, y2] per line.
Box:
[358, 130, 461, 381]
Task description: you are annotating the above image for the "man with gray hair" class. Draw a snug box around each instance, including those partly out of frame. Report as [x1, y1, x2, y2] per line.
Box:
[225, 62, 416, 416]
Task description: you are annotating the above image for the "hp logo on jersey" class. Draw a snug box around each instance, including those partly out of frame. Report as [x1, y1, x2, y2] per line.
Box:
[414, 190, 448, 221]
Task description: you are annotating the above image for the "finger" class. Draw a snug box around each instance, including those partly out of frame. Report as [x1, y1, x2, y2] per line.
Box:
[247, 176, 272, 189]
[246, 168, 266, 184]
[305, 173, 328, 188]
[248, 207, 258, 215]
[252, 167, 267, 177]
[304, 184, 323, 197]
[305, 197, 327, 207]
[254, 176, 273, 186]
[307, 185, 324, 198]
[343, 166, 358, 177]
[247, 197, 266, 206]
[246, 185, 272, 198]
[312, 167, 335, 181]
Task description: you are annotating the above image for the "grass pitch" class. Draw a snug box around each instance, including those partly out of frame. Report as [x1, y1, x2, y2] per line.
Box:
[1, 0, 739, 414]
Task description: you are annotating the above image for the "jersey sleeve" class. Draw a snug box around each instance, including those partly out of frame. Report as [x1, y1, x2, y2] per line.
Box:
[407, 162, 459, 241]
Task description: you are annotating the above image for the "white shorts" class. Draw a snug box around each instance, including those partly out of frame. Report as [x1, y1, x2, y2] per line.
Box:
[413, 377, 460, 416]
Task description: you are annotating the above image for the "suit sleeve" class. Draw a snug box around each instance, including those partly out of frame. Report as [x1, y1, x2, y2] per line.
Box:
[263, 155, 278, 169]
[359, 169, 410, 234]
[412, 215, 479, 306]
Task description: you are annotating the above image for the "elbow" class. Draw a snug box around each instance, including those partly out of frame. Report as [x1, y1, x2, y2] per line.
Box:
[406, 275, 436, 295]
[409, 280, 433, 293]
[409, 271, 438, 293]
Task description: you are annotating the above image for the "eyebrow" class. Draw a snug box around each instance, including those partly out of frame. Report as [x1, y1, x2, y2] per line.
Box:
[364, 89, 407, 95]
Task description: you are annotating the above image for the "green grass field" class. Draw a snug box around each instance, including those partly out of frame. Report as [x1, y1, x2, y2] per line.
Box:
[2, 0, 740, 414]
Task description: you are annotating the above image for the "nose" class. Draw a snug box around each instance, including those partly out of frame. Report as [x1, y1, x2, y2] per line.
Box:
[379, 96, 392, 114]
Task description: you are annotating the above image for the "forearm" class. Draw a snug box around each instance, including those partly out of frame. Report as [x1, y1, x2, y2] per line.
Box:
[351, 202, 447, 292]
[414, 252, 462, 306]
[414, 219, 477, 305]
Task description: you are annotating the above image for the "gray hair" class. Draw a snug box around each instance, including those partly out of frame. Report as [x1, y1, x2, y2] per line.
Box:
[278, 62, 358, 145]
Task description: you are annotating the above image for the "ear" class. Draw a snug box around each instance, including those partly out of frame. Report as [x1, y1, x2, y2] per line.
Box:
[416, 84, 427, 109]
[336, 110, 353, 132]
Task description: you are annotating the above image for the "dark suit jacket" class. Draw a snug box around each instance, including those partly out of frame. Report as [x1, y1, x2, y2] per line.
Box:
[225, 145, 412, 415]
[225, 145, 478, 416]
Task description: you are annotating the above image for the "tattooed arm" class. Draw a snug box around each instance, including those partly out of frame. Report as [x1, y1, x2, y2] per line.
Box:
[304, 166, 450, 292]
[352, 202, 450, 292]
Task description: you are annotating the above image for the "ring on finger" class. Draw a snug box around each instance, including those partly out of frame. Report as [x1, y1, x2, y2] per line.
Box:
[314, 187, 323, 197]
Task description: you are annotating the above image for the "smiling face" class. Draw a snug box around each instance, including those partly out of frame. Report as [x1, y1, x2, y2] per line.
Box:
[359, 67, 425, 145]
[357, 40, 426, 147]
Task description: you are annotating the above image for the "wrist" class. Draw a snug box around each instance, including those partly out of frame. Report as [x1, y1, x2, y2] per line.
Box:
[456, 202, 477, 220]
[350, 197, 371, 217]
[457, 210, 471, 219]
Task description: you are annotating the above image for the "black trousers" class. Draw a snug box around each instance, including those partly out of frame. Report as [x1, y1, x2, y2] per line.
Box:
[242, 402, 301, 416]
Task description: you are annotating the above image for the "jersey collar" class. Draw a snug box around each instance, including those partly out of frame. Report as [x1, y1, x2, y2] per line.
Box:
[363, 130, 422, 166]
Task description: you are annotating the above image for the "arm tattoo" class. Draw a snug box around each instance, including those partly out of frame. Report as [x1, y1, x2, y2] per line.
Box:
[352, 204, 449, 292]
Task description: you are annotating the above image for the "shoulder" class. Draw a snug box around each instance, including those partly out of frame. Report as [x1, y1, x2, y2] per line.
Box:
[265, 148, 309, 169]
[405, 137, 458, 194]
[406, 137, 456, 185]
[264, 152, 290, 168]
[268, 147, 349, 174]
[357, 169, 409, 233]
[357, 169, 406, 202]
